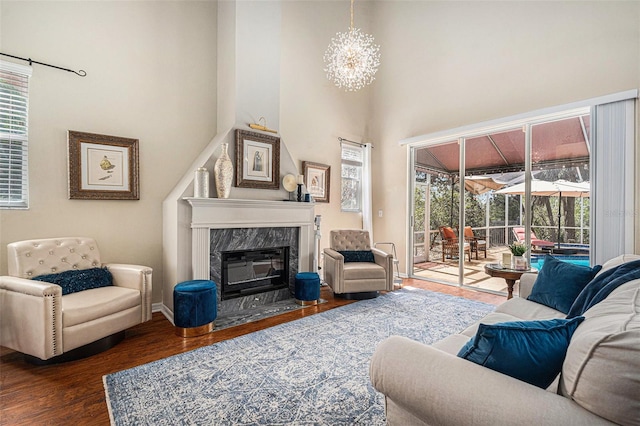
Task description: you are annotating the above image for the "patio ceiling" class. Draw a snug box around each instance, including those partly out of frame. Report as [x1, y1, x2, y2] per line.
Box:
[416, 115, 590, 176]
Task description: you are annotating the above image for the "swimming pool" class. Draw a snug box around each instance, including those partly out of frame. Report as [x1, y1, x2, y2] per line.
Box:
[530, 255, 591, 269]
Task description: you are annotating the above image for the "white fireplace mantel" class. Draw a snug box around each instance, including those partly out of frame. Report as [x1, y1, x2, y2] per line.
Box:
[184, 198, 316, 279]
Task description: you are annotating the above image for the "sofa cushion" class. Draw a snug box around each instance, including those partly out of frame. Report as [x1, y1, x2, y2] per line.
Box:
[567, 259, 640, 318]
[432, 334, 472, 355]
[32, 267, 113, 296]
[494, 297, 566, 321]
[459, 312, 525, 338]
[527, 255, 601, 314]
[62, 286, 141, 328]
[343, 262, 386, 280]
[338, 250, 375, 263]
[560, 280, 640, 426]
[457, 317, 584, 389]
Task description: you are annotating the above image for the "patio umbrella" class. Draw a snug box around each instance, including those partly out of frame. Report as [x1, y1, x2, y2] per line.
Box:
[464, 176, 506, 195]
[496, 179, 590, 247]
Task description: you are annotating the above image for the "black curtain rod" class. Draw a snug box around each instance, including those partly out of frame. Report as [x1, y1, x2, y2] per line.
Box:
[0, 52, 86, 77]
[338, 137, 374, 149]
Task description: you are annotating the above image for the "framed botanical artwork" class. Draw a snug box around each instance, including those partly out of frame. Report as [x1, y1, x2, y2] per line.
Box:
[68, 131, 139, 200]
[235, 129, 280, 190]
[302, 161, 330, 203]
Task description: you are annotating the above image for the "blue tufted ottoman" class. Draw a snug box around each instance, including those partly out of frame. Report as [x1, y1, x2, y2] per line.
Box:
[295, 272, 321, 306]
[173, 280, 217, 337]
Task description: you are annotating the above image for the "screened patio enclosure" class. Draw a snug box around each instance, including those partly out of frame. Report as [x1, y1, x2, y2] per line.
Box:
[410, 111, 592, 295]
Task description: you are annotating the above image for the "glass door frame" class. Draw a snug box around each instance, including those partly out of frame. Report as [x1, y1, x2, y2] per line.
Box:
[408, 107, 591, 290]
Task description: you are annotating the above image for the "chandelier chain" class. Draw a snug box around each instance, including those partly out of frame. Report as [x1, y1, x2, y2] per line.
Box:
[350, 0, 354, 30]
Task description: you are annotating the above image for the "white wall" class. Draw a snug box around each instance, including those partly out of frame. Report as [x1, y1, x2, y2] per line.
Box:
[1, 1, 638, 303]
[280, 0, 374, 251]
[0, 1, 218, 304]
[369, 1, 640, 272]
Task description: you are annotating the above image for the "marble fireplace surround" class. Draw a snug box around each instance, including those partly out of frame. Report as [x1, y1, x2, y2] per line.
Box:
[184, 198, 315, 316]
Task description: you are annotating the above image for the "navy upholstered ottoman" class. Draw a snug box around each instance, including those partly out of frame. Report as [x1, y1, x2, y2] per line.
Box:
[173, 280, 217, 337]
[295, 272, 321, 306]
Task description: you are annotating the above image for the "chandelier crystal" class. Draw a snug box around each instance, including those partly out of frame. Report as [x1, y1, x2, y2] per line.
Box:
[323, 0, 380, 92]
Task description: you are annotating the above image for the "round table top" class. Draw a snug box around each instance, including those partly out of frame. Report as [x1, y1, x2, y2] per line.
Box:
[484, 263, 537, 279]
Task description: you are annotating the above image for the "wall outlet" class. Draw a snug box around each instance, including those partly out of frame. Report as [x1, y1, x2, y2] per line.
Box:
[378, 209, 383, 217]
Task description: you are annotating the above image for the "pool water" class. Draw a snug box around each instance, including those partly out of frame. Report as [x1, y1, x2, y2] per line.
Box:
[530, 255, 591, 270]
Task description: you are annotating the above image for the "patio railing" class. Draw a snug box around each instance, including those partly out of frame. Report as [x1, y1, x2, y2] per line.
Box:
[413, 225, 589, 262]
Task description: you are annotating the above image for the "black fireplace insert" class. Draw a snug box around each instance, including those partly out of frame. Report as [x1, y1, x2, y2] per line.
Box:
[220, 247, 289, 300]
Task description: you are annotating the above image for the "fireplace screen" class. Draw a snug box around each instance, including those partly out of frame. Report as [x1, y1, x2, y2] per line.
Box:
[221, 247, 289, 300]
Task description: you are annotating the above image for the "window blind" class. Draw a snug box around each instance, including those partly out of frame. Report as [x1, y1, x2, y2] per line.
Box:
[0, 61, 31, 209]
[591, 98, 636, 264]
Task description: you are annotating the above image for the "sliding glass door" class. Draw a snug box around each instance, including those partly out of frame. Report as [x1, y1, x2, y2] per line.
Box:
[409, 109, 593, 296]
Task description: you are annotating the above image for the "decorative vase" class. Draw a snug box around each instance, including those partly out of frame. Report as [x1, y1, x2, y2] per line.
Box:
[513, 255, 528, 271]
[193, 167, 210, 198]
[214, 142, 233, 198]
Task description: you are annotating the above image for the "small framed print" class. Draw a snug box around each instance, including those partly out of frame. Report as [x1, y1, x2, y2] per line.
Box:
[302, 161, 330, 203]
[68, 131, 139, 200]
[235, 129, 280, 190]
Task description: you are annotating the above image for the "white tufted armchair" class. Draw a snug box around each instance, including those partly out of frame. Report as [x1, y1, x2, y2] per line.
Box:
[323, 229, 394, 299]
[0, 237, 152, 362]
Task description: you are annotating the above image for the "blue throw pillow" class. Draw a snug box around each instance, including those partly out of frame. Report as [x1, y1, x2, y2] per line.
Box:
[457, 317, 585, 388]
[338, 250, 375, 263]
[32, 267, 113, 295]
[527, 255, 602, 314]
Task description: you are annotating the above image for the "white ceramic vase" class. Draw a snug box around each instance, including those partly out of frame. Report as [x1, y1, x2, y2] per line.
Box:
[214, 142, 233, 198]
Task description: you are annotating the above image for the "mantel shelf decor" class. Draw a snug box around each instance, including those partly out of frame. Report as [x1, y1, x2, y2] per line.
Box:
[235, 129, 280, 190]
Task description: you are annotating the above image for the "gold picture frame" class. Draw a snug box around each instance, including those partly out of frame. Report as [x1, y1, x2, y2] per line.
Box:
[235, 129, 280, 190]
[302, 161, 330, 203]
[68, 131, 139, 200]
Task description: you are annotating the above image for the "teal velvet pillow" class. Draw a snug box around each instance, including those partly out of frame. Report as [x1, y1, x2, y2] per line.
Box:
[457, 317, 585, 388]
[32, 267, 113, 295]
[338, 250, 375, 263]
[527, 255, 602, 314]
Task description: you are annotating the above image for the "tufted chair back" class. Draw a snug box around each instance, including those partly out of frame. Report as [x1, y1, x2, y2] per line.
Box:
[330, 229, 372, 251]
[7, 237, 103, 279]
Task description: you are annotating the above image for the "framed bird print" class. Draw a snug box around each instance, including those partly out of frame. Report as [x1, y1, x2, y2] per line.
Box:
[68, 131, 139, 200]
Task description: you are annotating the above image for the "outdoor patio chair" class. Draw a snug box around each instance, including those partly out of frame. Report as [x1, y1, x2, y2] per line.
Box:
[512, 227, 554, 251]
[462, 226, 487, 260]
[439, 226, 471, 263]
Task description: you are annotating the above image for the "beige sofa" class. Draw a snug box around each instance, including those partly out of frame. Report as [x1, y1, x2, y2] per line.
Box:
[0, 237, 152, 362]
[370, 254, 640, 426]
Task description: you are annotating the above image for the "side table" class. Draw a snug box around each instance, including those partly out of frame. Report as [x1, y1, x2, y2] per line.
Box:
[484, 263, 537, 299]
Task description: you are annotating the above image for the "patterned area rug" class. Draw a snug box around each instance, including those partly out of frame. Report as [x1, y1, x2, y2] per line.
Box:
[103, 287, 495, 425]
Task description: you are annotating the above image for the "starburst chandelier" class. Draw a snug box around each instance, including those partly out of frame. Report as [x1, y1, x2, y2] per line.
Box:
[323, 0, 381, 92]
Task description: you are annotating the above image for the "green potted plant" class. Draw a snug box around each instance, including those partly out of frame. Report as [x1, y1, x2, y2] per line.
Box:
[508, 242, 529, 270]
[508, 242, 528, 257]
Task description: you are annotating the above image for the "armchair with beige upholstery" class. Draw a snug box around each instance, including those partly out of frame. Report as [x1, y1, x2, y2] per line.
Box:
[323, 229, 394, 299]
[0, 237, 152, 363]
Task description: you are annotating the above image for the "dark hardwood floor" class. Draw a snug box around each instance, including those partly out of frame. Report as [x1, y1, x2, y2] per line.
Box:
[0, 280, 503, 425]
